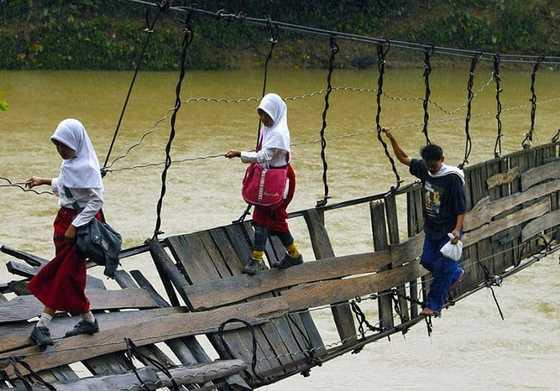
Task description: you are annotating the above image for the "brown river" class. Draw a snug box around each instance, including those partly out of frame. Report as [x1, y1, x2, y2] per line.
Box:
[1, 66, 559, 389]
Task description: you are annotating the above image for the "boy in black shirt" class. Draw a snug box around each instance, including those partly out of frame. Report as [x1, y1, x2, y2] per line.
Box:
[383, 128, 466, 316]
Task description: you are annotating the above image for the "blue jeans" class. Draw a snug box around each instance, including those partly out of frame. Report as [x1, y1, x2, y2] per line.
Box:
[421, 236, 463, 312]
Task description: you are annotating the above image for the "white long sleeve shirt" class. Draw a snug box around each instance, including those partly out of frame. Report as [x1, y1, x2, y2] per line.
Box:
[240, 148, 289, 168]
[52, 177, 104, 227]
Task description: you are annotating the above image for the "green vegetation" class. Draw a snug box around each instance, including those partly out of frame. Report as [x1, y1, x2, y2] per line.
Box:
[1, 0, 559, 70]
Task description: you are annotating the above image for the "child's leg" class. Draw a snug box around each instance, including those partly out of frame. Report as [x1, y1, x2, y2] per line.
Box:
[31, 306, 55, 350]
[242, 224, 268, 275]
[274, 230, 301, 257]
[252, 224, 268, 261]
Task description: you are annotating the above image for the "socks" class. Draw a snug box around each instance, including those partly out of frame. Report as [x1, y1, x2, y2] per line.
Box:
[251, 250, 264, 262]
[81, 311, 95, 324]
[37, 312, 53, 329]
[287, 243, 300, 258]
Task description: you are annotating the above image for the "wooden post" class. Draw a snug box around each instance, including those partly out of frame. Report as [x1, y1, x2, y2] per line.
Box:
[385, 193, 410, 322]
[370, 201, 393, 330]
[304, 209, 357, 345]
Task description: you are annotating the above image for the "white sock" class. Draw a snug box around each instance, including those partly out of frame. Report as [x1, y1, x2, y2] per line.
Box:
[37, 312, 53, 329]
[81, 311, 95, 323]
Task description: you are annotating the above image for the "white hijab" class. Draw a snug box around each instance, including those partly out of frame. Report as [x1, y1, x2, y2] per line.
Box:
[428, 164, 465, 185]
[257, 93, 291, 152]
[51, 118, 104, 190]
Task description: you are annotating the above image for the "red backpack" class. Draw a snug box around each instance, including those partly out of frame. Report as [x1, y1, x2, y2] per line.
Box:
[242, 162, 288, 207]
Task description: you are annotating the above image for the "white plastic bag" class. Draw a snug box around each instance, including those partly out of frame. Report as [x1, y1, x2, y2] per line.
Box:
[440, 233, 463, 261]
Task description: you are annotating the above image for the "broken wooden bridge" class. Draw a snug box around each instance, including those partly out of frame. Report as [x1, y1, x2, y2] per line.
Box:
[1, 142, 560, 390]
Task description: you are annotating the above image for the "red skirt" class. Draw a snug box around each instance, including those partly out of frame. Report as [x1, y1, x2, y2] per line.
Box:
[27, 207, 99, 314]
[253, 164, 296, 233]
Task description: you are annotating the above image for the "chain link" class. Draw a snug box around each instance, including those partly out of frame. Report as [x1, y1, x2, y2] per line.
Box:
[493, 54, 503, 158]
[459, 52, 482, 169]
[522, 56, 545, 149]
[422, 46, 434, 145]
[316, 36, 339, 208]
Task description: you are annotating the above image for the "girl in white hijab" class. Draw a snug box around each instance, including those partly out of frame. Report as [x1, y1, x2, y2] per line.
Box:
[226, 93, 302, 275]
[26, 119, 104, 349]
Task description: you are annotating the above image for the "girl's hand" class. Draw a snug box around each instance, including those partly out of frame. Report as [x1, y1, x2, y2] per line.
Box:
[64, 225, 77, 240]
[26, 176, 44, 188]
[225, 150, 241, 159]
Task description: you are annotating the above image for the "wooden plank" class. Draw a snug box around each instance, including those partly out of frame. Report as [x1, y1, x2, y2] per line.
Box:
[0, 245, 46, 267]
[406, 187, 421, 318]
[521, 158, 560, 190]
[0, 288, 157, 323]
[130, 269, 215, 366]
[27, 360, 247, 391]
[0, 297, 288, 378]
[370, 201, 393, 330]
[0, 307, 182, 353]
[240, 222, 326, 373]
[281, 261, 427, 313]
[129, 273, 240, 391]
[182, 233, 424, 309]
[464, 179, 560, 231]
[385, 193, 410, 323]
[486, 167, 519, 190]
[521, 208, 560, 242]
[463, 198, 550, 245]
[168, 231, 282, 379]
[5, 260, 105, 290]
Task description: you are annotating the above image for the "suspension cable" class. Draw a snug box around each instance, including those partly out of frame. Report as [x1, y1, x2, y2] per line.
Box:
[421, 45, 434, 145]
[375, 41, 401, 191]
[153, 15, 193, 239]
[316, 36, 339, 208]
[459, 52, 481, 169]
[125, 0, 560, 65]
[102, 0, 170, 174]
[522, 56, 545, 149]
[493, 53, 503, 158]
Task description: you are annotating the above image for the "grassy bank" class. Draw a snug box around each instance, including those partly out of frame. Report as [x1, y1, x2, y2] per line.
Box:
[1, 0, 559, 70]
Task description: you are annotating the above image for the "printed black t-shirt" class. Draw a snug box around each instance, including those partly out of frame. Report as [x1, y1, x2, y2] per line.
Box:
[409, 159, 466, 240]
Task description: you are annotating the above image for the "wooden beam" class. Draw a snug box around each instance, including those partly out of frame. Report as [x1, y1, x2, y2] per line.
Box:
[180, 233, 423, 310]
[521, 160, 560, 191]
[486, 167, 519, 190]
[0, 308, 182, 353]
[0, 297, 288, 378]
[0, 288, 158, 323]
[281, 261, 427, 313]
[464, 180, 560, 232]
[0, 245, 46, 267]
[521, 208, 560, 242]
[304, 208, 356, 345]
[463, 198, 550, 246]
[27, 360, 247, 391]
[370, 201, 394, 330]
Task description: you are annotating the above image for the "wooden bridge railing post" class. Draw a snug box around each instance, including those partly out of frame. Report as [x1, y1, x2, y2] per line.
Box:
[304, 209, 357, 346]
[370, 201, 394, 330]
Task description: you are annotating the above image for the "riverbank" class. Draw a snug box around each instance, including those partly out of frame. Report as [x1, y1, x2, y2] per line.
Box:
[1, 1, 559, 70]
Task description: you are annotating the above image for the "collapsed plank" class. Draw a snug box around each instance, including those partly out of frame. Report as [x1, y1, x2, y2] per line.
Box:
[0, 288, 158, 324]
[463, 198, 550, 245]
[27, 360, 246, 391]
[183, 233, 424, 309]
[464, 180, 560, 231]
[0, 297, 288, 378]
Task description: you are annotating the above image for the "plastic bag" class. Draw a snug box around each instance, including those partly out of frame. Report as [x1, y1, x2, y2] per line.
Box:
[440, 233, 463, 261]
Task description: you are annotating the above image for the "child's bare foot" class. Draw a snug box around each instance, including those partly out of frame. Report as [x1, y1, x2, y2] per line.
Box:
[421, 307, 437, 316]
